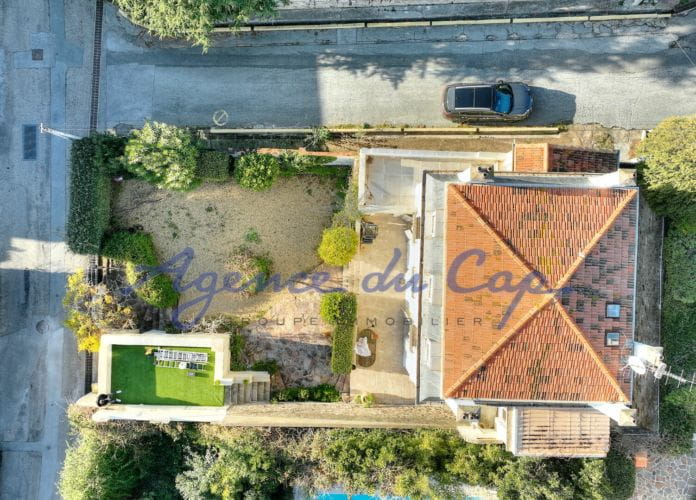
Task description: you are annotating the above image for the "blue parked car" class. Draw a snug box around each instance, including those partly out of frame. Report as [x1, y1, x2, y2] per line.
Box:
[443, 81, 533, 122]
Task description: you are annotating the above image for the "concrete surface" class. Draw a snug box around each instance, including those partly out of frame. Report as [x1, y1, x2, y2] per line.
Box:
[266, 0, 679, 24]
[349, 214, 417, 404]
[0, 0, 91, 498]
[633, 193, 664, 432]
[104, 6, 696, 130]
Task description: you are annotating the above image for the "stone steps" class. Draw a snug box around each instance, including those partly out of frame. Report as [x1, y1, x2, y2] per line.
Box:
[226, 381, 271, 405]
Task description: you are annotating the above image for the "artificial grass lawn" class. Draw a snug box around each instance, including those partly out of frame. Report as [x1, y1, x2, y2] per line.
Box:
[110, 346, 224, 406]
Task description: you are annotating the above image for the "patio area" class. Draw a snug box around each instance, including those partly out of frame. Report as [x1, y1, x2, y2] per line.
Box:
[347, 214, 416, 404]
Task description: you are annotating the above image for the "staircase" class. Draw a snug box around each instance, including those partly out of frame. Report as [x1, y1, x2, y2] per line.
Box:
[225, 380, 271, 405]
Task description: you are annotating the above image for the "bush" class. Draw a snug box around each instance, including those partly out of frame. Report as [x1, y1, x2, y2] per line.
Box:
[67, 138, 112, 254]
[113, 0, 281, 51]
[332, 181, 360, 228]
[101, 231, 179, 308]
[604, 450, 635, 499]
[305, 127, 330, 151]
[59, 412, 187, 500]
[197, 150, 230, 182]
[331, 323, 354, 374]
[62, 270, 136, 352]
[176, 429, 291, 499]
[123, 121, 199, 191]
[93, 133, 127, 176]
[320, 292, 357, 326]
[250, 358, 279, 375]
[271, 383, 340, 403]
[278, 150, 313, 173]
[352, 392, 375, 408]
[661, 388, 696, 453]
[234, 153, 280, 191]
[318, 227, 359, 266]
[224, 246, 273, 295]
[637, 115, 696, 220]
[664, 229, 696, 304]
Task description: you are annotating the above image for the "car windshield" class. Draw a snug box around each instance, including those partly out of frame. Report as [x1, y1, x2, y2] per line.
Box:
[493, 86, 513, 114]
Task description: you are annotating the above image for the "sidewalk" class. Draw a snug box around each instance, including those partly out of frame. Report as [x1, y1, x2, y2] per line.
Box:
[250, 0, 679, 25]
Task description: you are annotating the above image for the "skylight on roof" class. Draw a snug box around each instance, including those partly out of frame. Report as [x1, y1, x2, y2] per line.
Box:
[606, 303, 621, 319]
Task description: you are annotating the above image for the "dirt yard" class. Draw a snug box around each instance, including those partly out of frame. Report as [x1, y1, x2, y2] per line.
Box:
[113, 176, 338, 319]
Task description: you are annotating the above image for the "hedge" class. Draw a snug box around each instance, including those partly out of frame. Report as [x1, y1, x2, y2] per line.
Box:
[197, 150, 230, 182]
[320, 292, 357, 326]
[67, 138, 112, 254]
[271, 383, 340, 403]
[101, 231, 179, 308]
[664, 229, 696, 304]
[637, 115, 696, 221]
[331, 323, 355, 374]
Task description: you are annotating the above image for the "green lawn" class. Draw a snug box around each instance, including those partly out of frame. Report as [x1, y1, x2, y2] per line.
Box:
[110, 346, 225, 406]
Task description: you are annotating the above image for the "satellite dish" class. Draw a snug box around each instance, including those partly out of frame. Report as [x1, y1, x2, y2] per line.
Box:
[627, 356, 647, 375]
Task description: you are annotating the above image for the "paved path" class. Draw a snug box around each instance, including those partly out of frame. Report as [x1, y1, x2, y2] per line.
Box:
[0, 0, 91, 498]
[104, 7, 696, 130]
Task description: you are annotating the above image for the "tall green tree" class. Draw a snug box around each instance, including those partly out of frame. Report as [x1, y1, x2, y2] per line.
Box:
[637, 115, 696, 221]
[123, 121, 200, 191]
[113, 0, 283, 50]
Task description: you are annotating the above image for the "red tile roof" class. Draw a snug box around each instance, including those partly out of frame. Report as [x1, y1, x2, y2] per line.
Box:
[513, 144, 619, 173]
[443, 184, 637, 403]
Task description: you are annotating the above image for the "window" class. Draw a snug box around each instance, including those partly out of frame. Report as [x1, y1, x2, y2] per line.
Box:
[606, 303, 621, 318]
[605, 332, 620, 347]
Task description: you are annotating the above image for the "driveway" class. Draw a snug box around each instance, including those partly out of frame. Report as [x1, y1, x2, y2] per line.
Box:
[103, 7, 696, 129]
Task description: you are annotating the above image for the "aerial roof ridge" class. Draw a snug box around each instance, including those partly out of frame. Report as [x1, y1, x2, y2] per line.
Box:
[449, 185, 546, 286]
[553, 189, 638, 291]
[553, 301, 630, 402]
[444, 297, 557, 398]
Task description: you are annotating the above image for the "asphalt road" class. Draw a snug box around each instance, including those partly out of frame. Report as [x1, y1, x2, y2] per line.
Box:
[0, 0, 89, 498]
[104, 8, 696, 130]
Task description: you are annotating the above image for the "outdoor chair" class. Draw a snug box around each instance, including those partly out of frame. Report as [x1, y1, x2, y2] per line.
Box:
[361, 221, 378, 244]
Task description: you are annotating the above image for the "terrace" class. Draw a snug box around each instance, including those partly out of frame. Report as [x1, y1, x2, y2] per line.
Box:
[111, 346, 224, 406]
[88, 331, 271, 422]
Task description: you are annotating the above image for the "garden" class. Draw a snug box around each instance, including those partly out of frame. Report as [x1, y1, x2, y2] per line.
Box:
[64, 122, 362, 390]
[59, 407, 635, 500]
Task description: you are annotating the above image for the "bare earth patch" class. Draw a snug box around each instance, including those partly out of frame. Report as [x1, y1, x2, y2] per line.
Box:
[114, 176, 337, 319]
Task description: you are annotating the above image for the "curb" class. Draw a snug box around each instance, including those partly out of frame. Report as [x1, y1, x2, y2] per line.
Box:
[209, 126, 560, 136]
[213, 11, 672, 33]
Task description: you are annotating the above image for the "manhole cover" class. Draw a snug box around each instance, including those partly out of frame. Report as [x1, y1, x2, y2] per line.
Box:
[31, 49, 44, 61]
[212, 109, 229, 127]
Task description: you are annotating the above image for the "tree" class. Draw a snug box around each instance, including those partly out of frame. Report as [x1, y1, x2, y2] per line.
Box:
[637, 115, 696, 221]
[495, 458, 576, 500]
[318, 227, 358, 266]
[59, 433, 140, 500]
[319, 292, 357, 326]
[234, 153, 280, 191]
[176, 430, 291, 499]
[123, 121, 200, 191]
[114, 0, 282, 51]
[62, 270, 137, 352]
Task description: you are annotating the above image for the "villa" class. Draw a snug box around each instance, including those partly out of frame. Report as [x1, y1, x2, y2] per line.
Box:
[356, 143, 663, 458]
